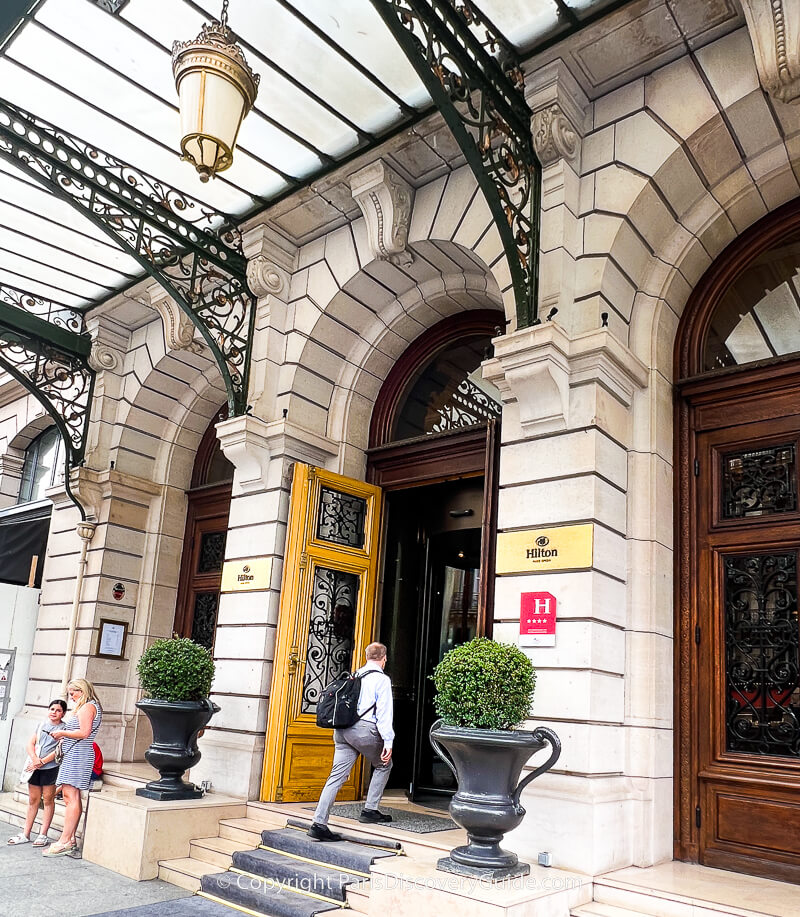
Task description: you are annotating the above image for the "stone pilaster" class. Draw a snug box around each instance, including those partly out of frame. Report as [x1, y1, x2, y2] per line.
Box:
[242, 223, 298, 420]
[190, 415, 338, 798]
[483, 323, 651, 875]
[525, 61, 588, 331]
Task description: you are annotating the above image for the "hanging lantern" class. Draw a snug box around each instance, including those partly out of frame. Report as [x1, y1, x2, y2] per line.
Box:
[172, 0, 259, 182]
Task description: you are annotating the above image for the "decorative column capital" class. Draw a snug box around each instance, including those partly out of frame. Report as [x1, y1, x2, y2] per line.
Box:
[742, 0, 800, 103]
[525, 60, 587, 167]
[350, 159, 414, 267]
[85, 314, 128, 374]
[483, 324, 648, 439]
[242, 223, 297, 301]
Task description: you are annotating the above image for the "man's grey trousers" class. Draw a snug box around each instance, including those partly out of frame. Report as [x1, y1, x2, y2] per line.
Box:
[313, 719, 393, 825]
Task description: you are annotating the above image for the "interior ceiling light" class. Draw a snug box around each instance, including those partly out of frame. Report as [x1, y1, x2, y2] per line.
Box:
[172, 0, 259, 182]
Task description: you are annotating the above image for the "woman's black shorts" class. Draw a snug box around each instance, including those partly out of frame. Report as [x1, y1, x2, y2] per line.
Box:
[28, 768, 58, 787]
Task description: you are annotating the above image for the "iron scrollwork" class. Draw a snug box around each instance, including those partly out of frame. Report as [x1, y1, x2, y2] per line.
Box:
[431, 376, 502, 433]
[722, 444, 797, 518]
[191, 591, 220, 651]
[724, 552, 800, 758]
[301, 566, 359, 714]
[316, 487, 367, 549]
[370, 0, 540, 327]
[0, 99, 256, 415]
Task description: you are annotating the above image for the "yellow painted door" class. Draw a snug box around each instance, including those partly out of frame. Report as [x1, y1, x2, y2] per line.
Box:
[261, 463, 383, 802]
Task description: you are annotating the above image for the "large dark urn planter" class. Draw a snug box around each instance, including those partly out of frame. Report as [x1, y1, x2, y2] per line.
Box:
[430, 719, 561, 880]
[135, 698, 220, 801]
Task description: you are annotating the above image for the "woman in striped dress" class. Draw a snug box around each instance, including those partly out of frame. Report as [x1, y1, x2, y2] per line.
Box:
[44, 678, 102, 856]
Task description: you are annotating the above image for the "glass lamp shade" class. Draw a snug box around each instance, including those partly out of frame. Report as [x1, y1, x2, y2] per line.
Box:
[173, 22, 259, 182]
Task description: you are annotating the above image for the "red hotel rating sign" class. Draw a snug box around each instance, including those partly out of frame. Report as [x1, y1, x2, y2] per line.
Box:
[520, 592, 557, 647]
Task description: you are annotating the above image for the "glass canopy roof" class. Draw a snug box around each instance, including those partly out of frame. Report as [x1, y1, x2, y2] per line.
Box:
[0, 0, 624, 313]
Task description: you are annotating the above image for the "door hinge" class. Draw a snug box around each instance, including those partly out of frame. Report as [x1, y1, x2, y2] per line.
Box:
[695, 626, 701, 645]
[694, 458, 700, 476]
[695, 805, 701, 828]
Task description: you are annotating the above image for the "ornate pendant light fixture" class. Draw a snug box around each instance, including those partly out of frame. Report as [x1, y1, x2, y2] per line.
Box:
[172, 0, 260, 182]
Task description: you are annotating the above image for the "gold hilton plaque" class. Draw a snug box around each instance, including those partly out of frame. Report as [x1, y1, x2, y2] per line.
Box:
[496, 523, 593, 574]
[221, 557, 272, 592]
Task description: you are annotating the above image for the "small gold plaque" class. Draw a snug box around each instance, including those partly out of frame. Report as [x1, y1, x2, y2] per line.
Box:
[221, 557, 272, 592]
[496, 524, 593, 574]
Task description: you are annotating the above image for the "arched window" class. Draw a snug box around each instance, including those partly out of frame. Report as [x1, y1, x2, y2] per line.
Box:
[369, 309, 504, 449]
[18, 426, 63, 504]
[702, 230, 800, 373]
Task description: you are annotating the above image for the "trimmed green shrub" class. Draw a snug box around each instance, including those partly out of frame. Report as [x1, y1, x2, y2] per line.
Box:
[432, 637, 535, 730]
[137, 637, 214, 702]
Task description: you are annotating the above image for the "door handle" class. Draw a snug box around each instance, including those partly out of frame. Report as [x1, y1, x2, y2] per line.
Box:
[287, 648, 300, 675]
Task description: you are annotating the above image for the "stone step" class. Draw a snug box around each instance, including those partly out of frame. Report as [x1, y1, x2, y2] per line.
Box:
[572, 904, 654, 917]
[232, 847, 368, 902]
[260, 826, 399, 874]
[158, 856, 224, 893]
[189, 835, 242, 870]
[593, 881, 762, 917]
[200, 870, 343, 917]
[345, 880, 371, 914]
[218, 816, 273, 847]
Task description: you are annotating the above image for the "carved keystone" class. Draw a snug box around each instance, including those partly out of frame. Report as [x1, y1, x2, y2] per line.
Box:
[350, 160, 414, 267]
[742, 0, 800, 103]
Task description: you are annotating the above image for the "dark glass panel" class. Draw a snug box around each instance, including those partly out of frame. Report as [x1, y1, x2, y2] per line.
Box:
[301, 566, 359, 714]
[722, 444, 797, 518]
[724, 552, 800, 757]
[191, 592, 219, 650]
[316, 487, 367, 549]
[197, 531, 227, 574]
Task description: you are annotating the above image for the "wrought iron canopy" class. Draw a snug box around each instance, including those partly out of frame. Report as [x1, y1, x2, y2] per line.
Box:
[369, 0, 540, 326]
[0, 281, 94, 518]
[0, 0, 629, 322]
[0, 97, 255, 415]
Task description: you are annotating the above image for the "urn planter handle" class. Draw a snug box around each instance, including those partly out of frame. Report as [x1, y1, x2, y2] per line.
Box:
[512, 725, 561, 808]
[429, 717, 458, 781]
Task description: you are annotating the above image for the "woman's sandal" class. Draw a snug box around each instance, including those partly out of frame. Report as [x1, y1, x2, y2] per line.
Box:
[42, 840, 75, 856]
[32, 834, 50, 847]
[6, 834, 30, 845]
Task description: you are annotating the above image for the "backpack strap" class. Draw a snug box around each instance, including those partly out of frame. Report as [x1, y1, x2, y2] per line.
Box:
[354, 669, 380, 722]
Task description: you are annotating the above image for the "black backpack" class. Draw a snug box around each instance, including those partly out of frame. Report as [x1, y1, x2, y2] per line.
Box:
[316, 669, 378, 729]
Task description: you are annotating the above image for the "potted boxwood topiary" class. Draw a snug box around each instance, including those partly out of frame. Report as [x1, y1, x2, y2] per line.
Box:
[430, 637, 561, 880]
[135, 636, 220, 801]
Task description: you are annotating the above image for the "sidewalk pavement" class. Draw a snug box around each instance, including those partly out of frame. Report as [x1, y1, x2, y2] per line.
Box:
[0, 822, 193, 917]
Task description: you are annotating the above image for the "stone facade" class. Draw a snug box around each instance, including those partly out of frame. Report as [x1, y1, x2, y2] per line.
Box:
[2, 3, 800, 879]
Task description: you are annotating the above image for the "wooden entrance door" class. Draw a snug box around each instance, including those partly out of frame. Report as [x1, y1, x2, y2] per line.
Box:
[174, 484, 231, 651]
[261, 464, 383, 802]
[689, 369, 800, 881]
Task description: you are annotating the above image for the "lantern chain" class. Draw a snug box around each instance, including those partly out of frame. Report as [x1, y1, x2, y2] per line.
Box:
[220, 0, 230, 27]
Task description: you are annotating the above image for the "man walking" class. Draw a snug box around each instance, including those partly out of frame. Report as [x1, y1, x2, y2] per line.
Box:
[309, 642, 394, 841]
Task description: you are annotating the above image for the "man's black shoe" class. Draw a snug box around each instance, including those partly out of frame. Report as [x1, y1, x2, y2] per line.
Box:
[307, 823, 342, 842]
[359, 808, 392, 823]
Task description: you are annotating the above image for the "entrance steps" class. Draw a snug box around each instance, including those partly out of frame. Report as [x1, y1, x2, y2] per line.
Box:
[572, 861, 800, 917]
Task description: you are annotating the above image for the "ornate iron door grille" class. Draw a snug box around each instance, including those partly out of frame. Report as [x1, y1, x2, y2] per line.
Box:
[724, 551, 800, 758]
[301, 566, 359, 714]
[722, 444, 797, 519]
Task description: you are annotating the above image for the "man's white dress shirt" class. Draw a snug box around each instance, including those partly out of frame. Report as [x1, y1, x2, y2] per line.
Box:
[355, 660, 394, 749]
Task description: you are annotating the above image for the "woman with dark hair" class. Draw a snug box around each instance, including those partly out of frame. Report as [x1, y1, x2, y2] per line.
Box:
[7, 698, 67, 847]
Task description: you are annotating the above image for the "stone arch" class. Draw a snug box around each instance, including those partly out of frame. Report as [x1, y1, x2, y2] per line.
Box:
[284, 237, 503, 450]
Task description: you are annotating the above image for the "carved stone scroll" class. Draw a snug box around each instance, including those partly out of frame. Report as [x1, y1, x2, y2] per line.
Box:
[742, 0, 800, 103]
[350, 160, 414, 267]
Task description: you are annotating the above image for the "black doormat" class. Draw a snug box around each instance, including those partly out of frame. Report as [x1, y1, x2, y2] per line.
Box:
[306, 803, 456, 833]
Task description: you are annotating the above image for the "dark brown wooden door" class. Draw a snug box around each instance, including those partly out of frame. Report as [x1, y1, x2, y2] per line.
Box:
[693, 382, 800, 881]
[174, 485, 231, 652]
